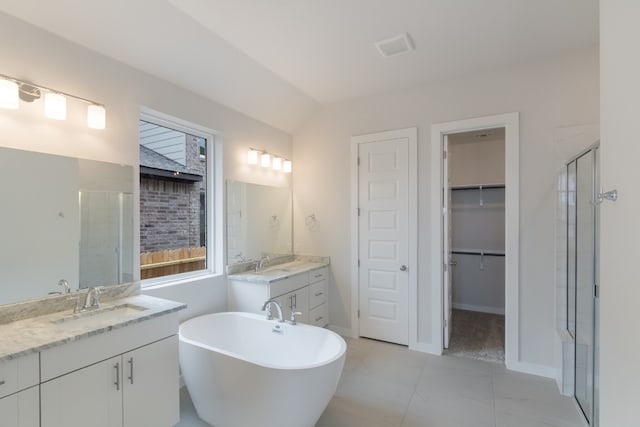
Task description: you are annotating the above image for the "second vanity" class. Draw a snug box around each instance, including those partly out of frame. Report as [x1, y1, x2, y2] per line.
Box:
[227, 257, 330, 327]
[0, 289, 185, 427]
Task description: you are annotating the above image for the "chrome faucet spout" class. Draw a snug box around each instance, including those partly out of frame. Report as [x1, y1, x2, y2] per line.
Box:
[261, 299, 284, 323]
[83, 287, 102, 310]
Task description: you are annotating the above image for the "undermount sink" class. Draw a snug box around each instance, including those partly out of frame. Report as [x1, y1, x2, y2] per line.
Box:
[51, 303, 147, 324]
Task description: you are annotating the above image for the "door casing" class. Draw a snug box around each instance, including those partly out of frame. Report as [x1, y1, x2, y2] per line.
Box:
[430, 113, 520, 369]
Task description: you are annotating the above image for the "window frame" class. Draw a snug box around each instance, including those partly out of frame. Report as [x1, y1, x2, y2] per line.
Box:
[139, 108, 223, 287]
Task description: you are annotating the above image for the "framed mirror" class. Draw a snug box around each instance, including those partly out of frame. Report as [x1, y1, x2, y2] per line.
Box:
[0, 147, 134, 306]
[226, 180, 292, 264]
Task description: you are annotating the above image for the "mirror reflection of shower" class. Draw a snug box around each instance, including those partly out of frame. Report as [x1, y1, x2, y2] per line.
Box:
[79, 190, 134, 288]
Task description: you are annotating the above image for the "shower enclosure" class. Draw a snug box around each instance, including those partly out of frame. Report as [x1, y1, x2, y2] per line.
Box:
[562, 144, 599, 425]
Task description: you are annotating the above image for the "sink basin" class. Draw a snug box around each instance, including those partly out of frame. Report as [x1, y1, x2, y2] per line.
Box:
[51, 303, 147, 324]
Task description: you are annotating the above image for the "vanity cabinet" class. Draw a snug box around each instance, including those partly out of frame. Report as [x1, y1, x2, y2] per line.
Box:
[40, 314, 179, 427]
[273, 286, 309, 323]
[228, 266, 328, 327]
[0, 353, 39, 427]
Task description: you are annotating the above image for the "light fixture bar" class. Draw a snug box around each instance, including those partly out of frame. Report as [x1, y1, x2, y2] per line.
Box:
[0, 72, 106, 129]
[247, 147, 291, 173]
[0, 73, 103, 107]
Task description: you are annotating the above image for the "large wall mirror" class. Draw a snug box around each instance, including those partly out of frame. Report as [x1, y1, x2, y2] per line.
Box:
[0, 147, 134, 306]
[226, 180, 292, 264]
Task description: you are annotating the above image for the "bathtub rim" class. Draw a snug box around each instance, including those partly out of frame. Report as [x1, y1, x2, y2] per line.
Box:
[179, 311, 347, 371]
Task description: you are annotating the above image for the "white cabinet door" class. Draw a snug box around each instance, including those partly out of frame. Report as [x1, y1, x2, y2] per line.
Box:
[275, 287, 310, 323]
[122, 336, 179, 427]
[0, 393, 18, 427]
[41, 356, 122, 427]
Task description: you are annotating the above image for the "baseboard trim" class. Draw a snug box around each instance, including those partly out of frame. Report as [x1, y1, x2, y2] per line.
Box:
[508, 360, 557, 379]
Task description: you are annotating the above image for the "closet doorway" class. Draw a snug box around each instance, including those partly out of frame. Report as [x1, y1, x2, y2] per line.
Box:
[430, 112, 519, 368]
[444, 128, 506, 363]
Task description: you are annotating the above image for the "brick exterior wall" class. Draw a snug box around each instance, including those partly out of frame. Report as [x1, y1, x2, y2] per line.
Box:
[140, 135, 207, 253]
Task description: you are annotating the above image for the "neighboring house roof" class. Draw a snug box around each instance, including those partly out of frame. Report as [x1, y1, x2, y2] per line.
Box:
[139, 145, 203, 182]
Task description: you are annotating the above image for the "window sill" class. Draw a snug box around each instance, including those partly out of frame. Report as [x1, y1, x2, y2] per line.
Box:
[141, 271, 224, 291]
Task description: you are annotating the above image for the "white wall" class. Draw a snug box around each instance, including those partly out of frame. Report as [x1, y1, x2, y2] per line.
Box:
[0, 12, 292, 321]
[293, 48, 599, 370]
[599, 1, 640, 424]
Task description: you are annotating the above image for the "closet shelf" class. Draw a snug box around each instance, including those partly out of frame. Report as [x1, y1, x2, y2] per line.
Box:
[450, 183, 505, 190]
[451, 249, 505, 257]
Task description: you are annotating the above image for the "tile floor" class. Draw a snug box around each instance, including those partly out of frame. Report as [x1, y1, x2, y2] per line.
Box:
[176, 337, 586, 427]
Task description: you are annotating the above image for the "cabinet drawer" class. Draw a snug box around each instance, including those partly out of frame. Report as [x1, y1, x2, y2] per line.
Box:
[41, 313, 178, 382]
[309, 280, 327, 310]
[0, 353, 39, 398]
[309, 304, 328, 327]
[270, 272, 309, 298]
[309, 267, 327, 284]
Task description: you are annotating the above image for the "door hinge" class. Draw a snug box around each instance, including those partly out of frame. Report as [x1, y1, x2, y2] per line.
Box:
[442, 206, 447, 216]
[594, 284, 599, 298]
[444, 263, 448, 272]
[358, 259, 360, 267]
[357, 309, 360, 318]
[443, 319, 447, 328]
[357, 207, 361, 216]
[357, 157, 360, 166]
[443, 150, 447, 159]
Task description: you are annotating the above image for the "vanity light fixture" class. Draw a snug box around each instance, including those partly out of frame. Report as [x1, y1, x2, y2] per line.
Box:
[0, 73, 106, 129]
[246, 147, 292, 174]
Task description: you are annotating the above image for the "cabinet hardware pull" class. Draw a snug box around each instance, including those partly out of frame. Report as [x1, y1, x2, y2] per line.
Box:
[315, 292, 323, 297]
[0, 380, 5, 386]
[315, 316, 323, 322]
[293, 293, 297, 309]
[128, 357, 134, 384]
[314, 274, 322, 278]
[114, 362, 120, 390]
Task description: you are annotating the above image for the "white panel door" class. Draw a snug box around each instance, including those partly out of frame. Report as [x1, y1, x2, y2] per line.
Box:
[443, 136, 453, 348]
[358, 137, 409, 345]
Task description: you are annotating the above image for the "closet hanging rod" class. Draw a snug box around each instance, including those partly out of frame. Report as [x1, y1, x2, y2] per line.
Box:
[451, 250, 505, 257]
[450, 184, 505, 191]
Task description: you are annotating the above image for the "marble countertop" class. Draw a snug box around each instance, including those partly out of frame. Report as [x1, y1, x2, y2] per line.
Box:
[227, 259, 329, 284]
[0, 294, 186, 361]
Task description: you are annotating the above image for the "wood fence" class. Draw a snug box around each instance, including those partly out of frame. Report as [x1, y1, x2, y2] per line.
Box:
[140, 246, 206, 280]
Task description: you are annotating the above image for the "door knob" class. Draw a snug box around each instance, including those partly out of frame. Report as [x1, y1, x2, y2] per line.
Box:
[400, 265, 407, 271]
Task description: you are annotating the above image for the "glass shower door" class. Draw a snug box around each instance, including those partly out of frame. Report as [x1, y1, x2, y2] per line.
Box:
[574, 149, 596, 423]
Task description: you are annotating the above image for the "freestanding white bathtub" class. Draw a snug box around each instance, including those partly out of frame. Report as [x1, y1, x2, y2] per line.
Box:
[179, 311, 346, 427]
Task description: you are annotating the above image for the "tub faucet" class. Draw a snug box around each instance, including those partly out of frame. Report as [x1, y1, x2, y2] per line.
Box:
[261, 299, 284, 323]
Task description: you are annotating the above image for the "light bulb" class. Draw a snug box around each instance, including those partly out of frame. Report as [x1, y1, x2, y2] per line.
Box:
[261, 153, 271, 168]
[87, 104, 106, 129]
[283, 160, 292, 173]
[44, 93, 66, 120]
[0, 79, 19, 109]
[272, 157, 282, 171]
[247, 149, 259, 165]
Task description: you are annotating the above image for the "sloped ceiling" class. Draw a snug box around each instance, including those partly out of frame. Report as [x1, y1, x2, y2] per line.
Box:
[0, 0, 598, 133]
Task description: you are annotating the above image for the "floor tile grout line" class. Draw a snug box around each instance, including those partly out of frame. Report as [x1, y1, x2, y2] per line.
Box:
[398, 351, 429, 427]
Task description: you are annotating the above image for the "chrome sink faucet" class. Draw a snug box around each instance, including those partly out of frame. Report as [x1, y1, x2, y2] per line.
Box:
[261, 299, 284, 323]
[83, 287, 102, 310]
[255, 256, 269, 272]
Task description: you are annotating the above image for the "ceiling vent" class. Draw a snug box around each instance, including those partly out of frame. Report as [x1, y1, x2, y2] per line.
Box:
[375, 33, 415, 58]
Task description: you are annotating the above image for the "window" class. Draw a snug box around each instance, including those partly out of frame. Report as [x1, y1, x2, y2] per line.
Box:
[138, 112, 215, 282]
